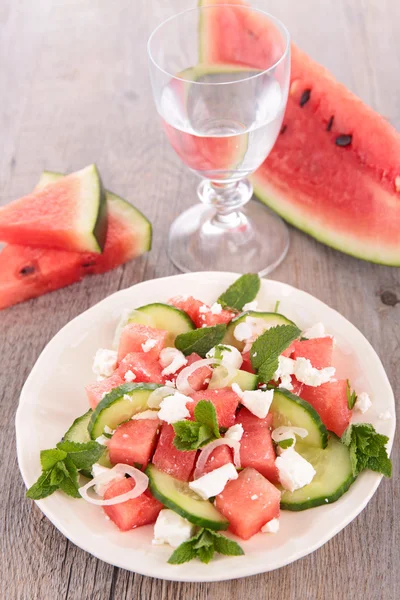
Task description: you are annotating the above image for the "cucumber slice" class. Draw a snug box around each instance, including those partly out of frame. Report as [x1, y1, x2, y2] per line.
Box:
[208, 365, 257, 390]
[270, 389, 328, 449]
[223, 311, 297, 350]
[128, 303, 195, 346]
[63, 409, 92, 443]
[280, 435, 355, 510]
[146, 464, 229, 530]
[88, 383, 160, 440]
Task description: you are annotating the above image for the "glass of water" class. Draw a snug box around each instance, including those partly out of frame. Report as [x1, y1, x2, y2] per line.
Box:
[148, 4, 290, 275]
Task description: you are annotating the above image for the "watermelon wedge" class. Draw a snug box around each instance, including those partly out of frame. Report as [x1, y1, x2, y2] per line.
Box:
[0, 174, 151, 310]
[199, 0, 400, 266]
[0, 165, 107, 253]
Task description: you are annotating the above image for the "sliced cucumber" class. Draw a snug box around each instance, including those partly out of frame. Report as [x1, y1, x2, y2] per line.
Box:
[63, 409, 92, 443]
[88, 383, 160, 440]
[280, 435, 355, 510]
[223, 311, 297, 351]
[208, 365, 257, 391]
[270, 389, 328, 449]
[128, 303, 195, 346]
[146, 465, 229, 530]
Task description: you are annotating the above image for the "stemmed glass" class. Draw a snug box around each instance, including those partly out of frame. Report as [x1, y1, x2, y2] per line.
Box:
[148, 4, 290, 275]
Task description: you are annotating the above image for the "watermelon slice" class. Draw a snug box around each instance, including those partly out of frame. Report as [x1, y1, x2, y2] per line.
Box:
[103, 478, 163, 531]
[169, 295, 234, 328]
[118, 323, 167, 362]
[117, 352, 165, 385]
[188, 387, 241, 428]
[299, 379, 352, 437]
[292, 338, 334, 369]
[152, 423, 197, 481]
[0, 165, 107, 253]
[108, 418, 161, 468]
[236, 408, 279, 483]
[199, 0, 400, 266]
[0, 175, 151, 310]
[85, 372, 125, 410]
[202, 445, 233, 475]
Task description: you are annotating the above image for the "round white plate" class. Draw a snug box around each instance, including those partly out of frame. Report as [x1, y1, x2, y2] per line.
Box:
[16, 272, 395, 582]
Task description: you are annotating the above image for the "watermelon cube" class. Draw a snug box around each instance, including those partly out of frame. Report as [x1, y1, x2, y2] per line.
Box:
[108, 419, 161, 468]
[300, 379, 351, 437]
[85, 372, 124, 410]
[185, 352, 213, 391]
[202, 445, 233, 475]
[103, 478, 163, 531]
[169, 295, 234, 328]
[292, 337, 333, 369]
[152, 423, 197, 481]
[188, 387, 241, 428]
[236, 408, 278, 483]
[281, 342, 296, 358]
[118, 323, 167, 362]
[117, 352, 165, 384]
[215, 468, 281, 540]
[241, 351, 255, 374]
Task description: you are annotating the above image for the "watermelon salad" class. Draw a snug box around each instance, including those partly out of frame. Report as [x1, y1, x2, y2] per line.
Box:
[26, 274, 392, 565]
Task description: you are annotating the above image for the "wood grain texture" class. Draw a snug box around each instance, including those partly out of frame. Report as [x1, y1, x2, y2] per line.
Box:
[0, 0, 399, 598]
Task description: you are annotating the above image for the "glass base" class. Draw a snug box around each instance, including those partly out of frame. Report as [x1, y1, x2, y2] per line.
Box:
[168, 199, 289, 276]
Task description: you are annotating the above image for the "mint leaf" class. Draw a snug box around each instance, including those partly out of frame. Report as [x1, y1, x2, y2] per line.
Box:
[197, 545, 215, 564]
[212, 344, 232, 360]
[57, 440, 105, 471]
[210, 530, 245, 557]
[218, 273, 260, 311]
[26, 470, 58, 500]
[175, 324, 227, 357]
[172, 421, 213, 451]
[251, 324, 301, 383]
[277, 438, 294, 449]
[168, 528, 244, 564]
[346, 380, 357, 409]
[49, 462, 68, 486]
[167, 529, 202, 565]
[194, 400, 220, 439]
[274, 300, 280, 313]
[342, 423, 392, 478]
[40, 448, 67, 471]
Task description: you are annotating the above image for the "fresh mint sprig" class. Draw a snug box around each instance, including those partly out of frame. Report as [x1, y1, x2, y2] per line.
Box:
[346, 380, 358, 409]
[250, 324, 301, 383]
[175, 324, 226, 357]
[26, 441, 105, 500]
[168, 527, 244, 564]
[173, 400, 220, 451]
[217, 273, 260, 311]
[341, 423, 392, 478]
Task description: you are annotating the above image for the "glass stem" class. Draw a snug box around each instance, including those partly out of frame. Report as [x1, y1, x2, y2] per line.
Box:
[197, 179, 253, 229]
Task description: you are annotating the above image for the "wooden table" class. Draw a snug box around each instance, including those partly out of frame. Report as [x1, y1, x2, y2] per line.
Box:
[1, 0, 399, 598]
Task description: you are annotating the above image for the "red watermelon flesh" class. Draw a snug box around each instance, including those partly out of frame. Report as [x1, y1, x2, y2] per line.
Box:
[188, 387, 241, 428]
[169, 295, 234, 328]
[200, 0, 400, 266]
[236, 408, 278, 483]
[0, 189, 151, 311]
[292, 337, 334, 369]
[117, 352, 165, 385]
[300, 379, 351, 437]
[152, 423, 197, 481]
[185, 353, 213, 391]
[215, 467, 281, 540]
[236, 406, 272, 430]
[85, 372, 124, 410]
[118, 323, 167, 362]
[0, 165, 107, 253]
[241, 350, 255, 374]
[202, 445, 233, 475]
[103, 478, 163, 531]
[108, 419, 161, 468]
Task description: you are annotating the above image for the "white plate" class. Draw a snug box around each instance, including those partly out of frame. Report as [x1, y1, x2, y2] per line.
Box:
[16, 272, 395, 582]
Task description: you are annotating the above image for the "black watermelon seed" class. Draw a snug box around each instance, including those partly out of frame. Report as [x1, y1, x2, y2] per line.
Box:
[19, 265, 36, 276]
[335, 134, 352, 147]
[299, 89, 311, 107]
[280, 124, 287, 135]
[327, 116, 334, 131]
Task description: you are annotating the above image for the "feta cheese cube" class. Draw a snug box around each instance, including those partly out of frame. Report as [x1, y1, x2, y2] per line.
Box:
[233, 321, 253, 342]
[354, 391, 372, 414]
[261, 517, 280, 534]
[124, 370, 136, 382]
[92, 349, 118, 377]
[141, 338, 158, 353]
[206, 344, 243, 369]
[224, 423, 244, 442]
[302, 322, 327, 339]
[294, 357, 336, 387]
[189, 463, 238, 500]
[210, 302, 223, 315]
[152, 509, 194, 548]
[233, 385, 274, 419]
[275, 447, 316, 492]
[273, 355, 296, 390]
[198, 304, 209, 314]
[158, 392, 191, 424]
[159, 347, 188, 376]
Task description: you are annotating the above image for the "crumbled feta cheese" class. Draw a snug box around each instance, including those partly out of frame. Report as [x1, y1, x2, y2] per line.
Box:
[251, 494, 258, 500]
[91, 463, 123, 497]
[354, 391, 372, 414]
[189, 463, 238, 499]
[210, 302, 223, 315]
[302, 322, 327, 339]
[152, 509, 194, 548]
[233, 385, 274, 419]
[272, 426, 308, 447]
[165, 380, 176, 388]
[103, 425, 115, 435]
[159, 347, 188, 376]
[242, 300, 258, 311]
[275, 448, 316, 492]
[233, 316, 268, 344]
[95, 435, 109, 446]
[379, 411, 391, 421]
[224, 423, 244, 442]
[158, 392, 191, 423]
[131, 410, 159, 420]
[141, 338, 158, 353]
[233, 321, 253, 342]
[199, 304, 209, 314]
[294, 358, 336, 387]
[273, 355, 296, 390]
[261, 518, 280, 534]
[206, 344, 243, 369]
[124, 370, 136, 382]
[92, 349, 118, 377]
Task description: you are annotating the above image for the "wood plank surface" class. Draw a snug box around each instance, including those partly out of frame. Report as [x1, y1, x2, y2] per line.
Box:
[0, 0, 399, 598]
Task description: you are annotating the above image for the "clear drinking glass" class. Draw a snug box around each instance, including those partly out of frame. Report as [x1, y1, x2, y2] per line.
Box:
[148, 4, 290, 275]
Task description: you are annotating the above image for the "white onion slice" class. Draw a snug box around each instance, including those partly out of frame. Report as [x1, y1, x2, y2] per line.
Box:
[78, 464, 148, 506]
[147, 385, 177, 409]
[194, 439, 241, 480]
[176, 358, 235, 395]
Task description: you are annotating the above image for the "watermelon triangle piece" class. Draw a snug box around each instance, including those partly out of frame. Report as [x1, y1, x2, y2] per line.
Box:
[199, 0, 400, 266]
[0, 164, 108, 253]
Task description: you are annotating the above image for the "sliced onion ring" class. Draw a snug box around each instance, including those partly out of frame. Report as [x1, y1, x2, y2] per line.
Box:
[78, 464, 148, 506]
[176, 358, 235, 395]
[194, 439, 241, 480]
[147, 385, 177, 409]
